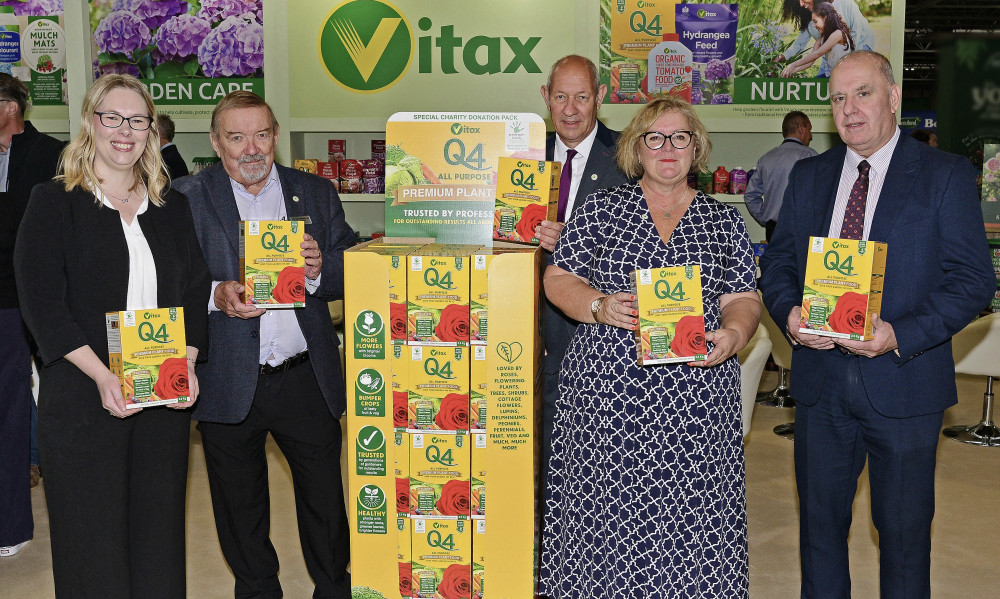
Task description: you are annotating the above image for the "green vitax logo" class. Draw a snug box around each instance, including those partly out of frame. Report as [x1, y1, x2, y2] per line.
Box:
[320, 0, 414, 93]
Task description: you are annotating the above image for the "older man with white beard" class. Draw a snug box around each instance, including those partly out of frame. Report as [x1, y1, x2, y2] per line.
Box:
[173, 91, 354, 599]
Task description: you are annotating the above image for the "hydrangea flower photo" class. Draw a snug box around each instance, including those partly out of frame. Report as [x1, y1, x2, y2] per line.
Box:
[0, 0, 63, 16]
[90, 0, 263, 80]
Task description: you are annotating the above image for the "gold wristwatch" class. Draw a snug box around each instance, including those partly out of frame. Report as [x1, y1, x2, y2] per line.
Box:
[591, 296, 606, 322]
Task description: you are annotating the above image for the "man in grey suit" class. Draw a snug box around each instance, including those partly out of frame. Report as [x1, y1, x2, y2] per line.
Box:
[536, 55, 630, 475]
[173, 91, 353, 599]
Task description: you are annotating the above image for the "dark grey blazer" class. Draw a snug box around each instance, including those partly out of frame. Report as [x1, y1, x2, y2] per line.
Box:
[541, 120, 631, 461]
[173, 162, 356, 424]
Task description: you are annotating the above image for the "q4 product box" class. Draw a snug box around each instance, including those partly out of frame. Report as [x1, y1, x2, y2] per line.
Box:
[470, 252, 494, 346]
[397, 517, 412, 597]
[392, 344, 409, 430]
[240, 220, 305, 308]
[471, 432, 486, 517]
[355, 244, 426, 344]
[631, 266, 707, 365]
[411, 518, 472, 599]
[408, 247, 473, 345]
[472, 519, 486, 599]
[800, 237, 887, 340]
[106, 307, 188, 409]
[469, 346, 487, 432]
[410, 432, 470, 517]
[493, 157, 561, 245]
[293, 158, 317, 174]
[409, 346, 470, 431]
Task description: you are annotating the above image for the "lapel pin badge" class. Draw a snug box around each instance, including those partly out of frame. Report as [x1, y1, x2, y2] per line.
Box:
[292, 195, 300, 203]
[591, 174, 598, 180]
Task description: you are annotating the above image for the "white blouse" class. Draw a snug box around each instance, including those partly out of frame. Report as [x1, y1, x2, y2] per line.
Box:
[99, 191, 158, 310]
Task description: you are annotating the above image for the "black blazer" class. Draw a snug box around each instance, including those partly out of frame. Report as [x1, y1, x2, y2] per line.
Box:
[14, 181, 211, 368]
[160, 144, 189, 181]
[0, 121, 66, 308]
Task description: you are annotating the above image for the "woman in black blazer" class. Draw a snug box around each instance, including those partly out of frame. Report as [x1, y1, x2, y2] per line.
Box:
[13, 75, 210, 598]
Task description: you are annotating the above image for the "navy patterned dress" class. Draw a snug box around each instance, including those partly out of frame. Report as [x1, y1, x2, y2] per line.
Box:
[539, 183, 755, 598]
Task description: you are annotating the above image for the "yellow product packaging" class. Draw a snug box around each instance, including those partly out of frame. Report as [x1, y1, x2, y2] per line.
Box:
[240, 220, 305, 308]
[392, 344, 409, 430]
[408, 346, 469, 431]
[471, 433, 486, 517]
[469, 346, 487, 432]
[397, 517, 412, 598]
[106, 307, 188, 409]
[293, 158, 318, 174]
[411, 518, 472, 599]
[409, 432, 470, 517]
[800, 237, 887, 340]
[394, 431, 409, 478]
[354, 244, 426, 345]
[408, 249, 471, 345]
[470, 252, 494, 345]
[631, 266, 706, 365]
[472, 518, 485, 599]
[493, 157, 561, 245]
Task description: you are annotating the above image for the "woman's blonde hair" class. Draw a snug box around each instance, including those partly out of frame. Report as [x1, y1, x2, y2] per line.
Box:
[57, 74, 168, 206]
[616, 97, 713, 179]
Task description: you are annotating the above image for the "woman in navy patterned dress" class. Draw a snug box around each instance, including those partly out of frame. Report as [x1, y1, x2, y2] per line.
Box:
[539, 97, 760, 598]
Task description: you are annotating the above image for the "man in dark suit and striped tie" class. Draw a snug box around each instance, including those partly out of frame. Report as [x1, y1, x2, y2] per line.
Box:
[535, 55, 631, 478]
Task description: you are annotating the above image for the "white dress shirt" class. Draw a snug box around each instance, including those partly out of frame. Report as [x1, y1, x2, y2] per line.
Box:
[100, 191, 158, 310]
[828, 127, 901, 240]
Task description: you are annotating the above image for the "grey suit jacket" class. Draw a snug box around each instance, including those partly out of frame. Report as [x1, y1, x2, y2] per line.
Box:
[173, 162, 356, 423]
[542, 120, 631, 408]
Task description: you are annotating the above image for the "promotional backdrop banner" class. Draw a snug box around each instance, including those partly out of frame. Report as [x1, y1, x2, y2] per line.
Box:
[291, 0, 574, 121]
[0, 4, 67, 106]
[89, 0, 264, 119]
[600, 0, 893, 119]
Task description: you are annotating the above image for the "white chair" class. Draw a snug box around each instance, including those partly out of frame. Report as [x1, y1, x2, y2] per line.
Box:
[738, 324, 772, 438]
[943, 312, 1000, 447]
[757, 304, 795, 409]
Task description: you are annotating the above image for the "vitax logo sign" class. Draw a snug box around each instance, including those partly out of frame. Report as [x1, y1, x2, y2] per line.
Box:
[319, 0, 542, 94]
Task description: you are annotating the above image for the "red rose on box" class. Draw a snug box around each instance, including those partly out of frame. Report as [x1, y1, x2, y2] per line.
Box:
[396, 477, 409, 513]
[399, 561, 412, 596]
[435, 303, 469, 343]
[393, 391, 408, 429]
[829, 291, 868, 335]
[390, 302, 407, 341]
[154, 357, 189, 399]
[435, 393, 469, 431]
[515, 203, 547, 243]
[436, 479, 470, 516]
[272, 266, 305, 304]
[438, 564, 473, 599]
[670, 315, 707, 357]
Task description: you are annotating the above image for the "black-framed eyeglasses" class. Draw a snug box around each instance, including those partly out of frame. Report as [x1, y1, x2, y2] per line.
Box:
[642, 130, 694, 150]
[95, 111, 153, 131]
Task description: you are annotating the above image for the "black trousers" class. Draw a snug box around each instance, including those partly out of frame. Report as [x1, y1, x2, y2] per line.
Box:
[38, 364, 191, 599]
[198, 361, 350, 599]
[765, 220, 778, 242]
[0, 309, 32, 548]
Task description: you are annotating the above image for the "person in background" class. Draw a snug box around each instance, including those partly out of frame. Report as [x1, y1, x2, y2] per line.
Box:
[760, 51, 996, 598]
[13, 74, 210, 596]
[173, 91, 353, 599]
[0, 73, 65, 558]
[745, 110, 817, 241]
[910, 128, 939, 148]
[535, 54, 630, 478]
[157, 113, 189, 180]
[539, 96, 759, 598]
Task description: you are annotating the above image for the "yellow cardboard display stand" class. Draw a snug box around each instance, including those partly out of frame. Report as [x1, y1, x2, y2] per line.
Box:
[345, 238, 542, 599]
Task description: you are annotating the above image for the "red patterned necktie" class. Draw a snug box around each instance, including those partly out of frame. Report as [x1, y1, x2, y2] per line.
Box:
[839, 160, 870, 240]
[556, 148, 577, 223]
